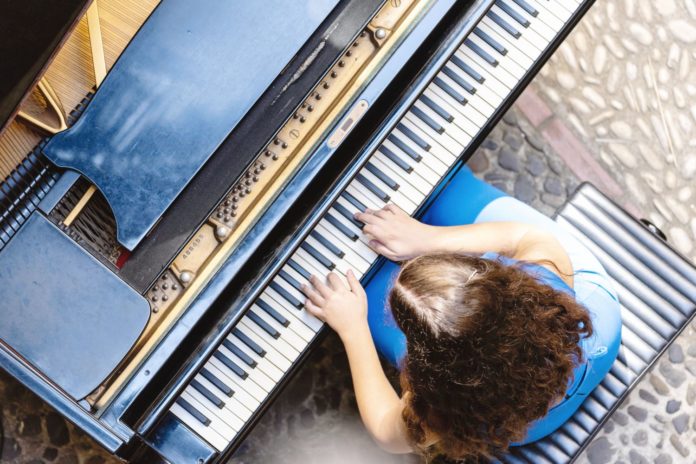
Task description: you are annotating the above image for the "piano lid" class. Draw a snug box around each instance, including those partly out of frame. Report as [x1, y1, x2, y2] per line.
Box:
[43, 0, 340, 250]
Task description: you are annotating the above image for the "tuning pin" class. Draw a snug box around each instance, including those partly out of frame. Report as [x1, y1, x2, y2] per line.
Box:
[216, 225, 231, 240]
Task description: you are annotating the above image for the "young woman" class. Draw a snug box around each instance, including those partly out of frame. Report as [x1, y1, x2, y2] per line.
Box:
[301, 166, 621, 460]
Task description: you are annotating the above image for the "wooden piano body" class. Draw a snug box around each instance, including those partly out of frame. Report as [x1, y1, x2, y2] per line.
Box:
[0, 1, 595, 462]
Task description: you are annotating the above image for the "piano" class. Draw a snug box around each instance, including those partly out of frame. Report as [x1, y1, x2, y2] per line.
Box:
[0, 0, 595, 462]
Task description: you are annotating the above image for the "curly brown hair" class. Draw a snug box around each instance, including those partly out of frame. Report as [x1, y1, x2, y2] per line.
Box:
[388, 253, 592, 461]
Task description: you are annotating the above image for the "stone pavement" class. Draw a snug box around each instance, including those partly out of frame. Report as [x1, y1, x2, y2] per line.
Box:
[3, 1, 696, 462]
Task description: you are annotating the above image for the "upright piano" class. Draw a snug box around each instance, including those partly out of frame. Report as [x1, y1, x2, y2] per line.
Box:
[0, 0, 594, 462]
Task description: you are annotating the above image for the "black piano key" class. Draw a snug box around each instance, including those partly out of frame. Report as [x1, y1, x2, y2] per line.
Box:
[325, 213, 359, 241]
[279, 268, 304, 291]
[449, 55, 484, 84]
[496, 0, 530, 27]
[176, 397, 211, 426]
[512, 0, 537, 16]
[379, 145, 413, 173]
[248, 310, 281, 339]
[464, 38, 498, 67]
[232, 329, 266, 357]
[270, 280, 304, 308]
[365, 162, 399, 191]
[300, 242, 336, 270]
[201, 367, 234, 397]
[222, 338, 257, 368]
[191, 379, 224, 409]
[474, 28, 507, 56]
[410, 106, 445, 134]
[443, 66, 476, 96]
[310, 230, 345, 258]
[433, 77, 467, 105]
[257, 297, 291, 326]
[213, 350, 248, 379]
[396, 123, 430, 151]
[355, 174, 390, 202]
[288, 258, 313, 279]
[341, 190, 367, 213]
[419, 95, 454, 123]
[488, 10, 521, 38]
[388, 134, 423, 162]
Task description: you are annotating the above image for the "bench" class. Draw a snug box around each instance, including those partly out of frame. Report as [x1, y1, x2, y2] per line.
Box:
[503, 182, 696, 463]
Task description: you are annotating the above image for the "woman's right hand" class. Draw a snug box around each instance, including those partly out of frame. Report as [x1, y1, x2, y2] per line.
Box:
[355, 204, 438, 261]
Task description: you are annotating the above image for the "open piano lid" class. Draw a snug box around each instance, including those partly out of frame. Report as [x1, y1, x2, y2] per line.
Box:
[43, 0, 340, 250]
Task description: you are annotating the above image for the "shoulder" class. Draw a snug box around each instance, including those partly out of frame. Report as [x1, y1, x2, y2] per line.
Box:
[512, 229, 574, 289]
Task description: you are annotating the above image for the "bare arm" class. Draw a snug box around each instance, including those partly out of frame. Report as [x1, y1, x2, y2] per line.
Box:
[301, 272, 412, 453]
[356, 204, 574, 287]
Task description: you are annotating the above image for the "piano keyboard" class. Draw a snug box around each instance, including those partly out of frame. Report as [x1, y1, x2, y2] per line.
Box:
[170, 0, 585, 451]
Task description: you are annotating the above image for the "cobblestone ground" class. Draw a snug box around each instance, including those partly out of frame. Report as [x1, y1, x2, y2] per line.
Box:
[528, 0, 696, 463]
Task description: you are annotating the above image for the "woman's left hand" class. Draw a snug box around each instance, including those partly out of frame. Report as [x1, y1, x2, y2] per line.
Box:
[301, 270, 368, 341]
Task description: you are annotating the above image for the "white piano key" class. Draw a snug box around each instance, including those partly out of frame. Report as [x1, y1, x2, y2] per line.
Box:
[357, 168, 417, 213]
[455, 45, 517, 92]
[371, 150, 433, 196]
[171, 402, 228, 451]
[384, 132, 448, 177]
[239, 319, 299, 364]
[227, 334, 285, 383]
[400, 115, 459, 162]
[316, 220, 376, 265]
[207, 354, 267, 403]
[422, 88, 484, 139]
[369, 155, 428, 200]
[234, 323, 293, 371]
[485, 10, 544, 58]
[468, 32, 527, 80]
[554, 0, 578, 15]
[195, 372, 255, 421]
[204, 363, 262, 410]
[249, 303, 306, 352]
[182, 388, 244, 433]
[439, 60, 504, 112]
[500, 0, 556, 42]
[523, 0, 567, 28]
[263, 283, 320, 337]
[294, 247, 332, 279]
[425, 80, 489, 127]
[303, 235, 359, 277]
[217, 343, 276, 393]
[489, 4, 547, 51]
[325, 205, 372, 249]
[413, 99, 474, 143]
[477, 20, 535, 66]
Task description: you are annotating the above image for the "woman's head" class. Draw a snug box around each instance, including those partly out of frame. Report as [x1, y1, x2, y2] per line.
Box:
[389, 254, 592, 460]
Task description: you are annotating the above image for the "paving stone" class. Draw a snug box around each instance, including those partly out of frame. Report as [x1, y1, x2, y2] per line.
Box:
[513, 177, 536, 203]
[526, 154, 546, 176]
[659, 361, 687, 388]
[498, 148, 522, 172]
[17, 414, 41, 437]
[670, 433, 690, 457]
[629, 449, 649, 464]
[687, 382, 696, 406]
[638, 389, 659, 405]
[650, 374, 671, 395]
[653, 454, 672, 464]
[672, 413, 690, 434]
[685, 359, 696, 377]
[668, 343, 685, 363]
[543, 176, 564, 195]
[586, 437, 616, 464]
[503, 132, 524, 151]
[666, 399, 681, 414]
[628, 405, 648, 422]
[687, 343, 696, 357]
[45, 412, 70, 447]
[632, 429, 649, 446]
[43, 447, 59, 461]
[613, 410, 629, 426]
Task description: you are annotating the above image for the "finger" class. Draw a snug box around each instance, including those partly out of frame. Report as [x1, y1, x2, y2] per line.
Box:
[309, 274, 332, 299]
[385, 203, 406, 216]
[374, 208, 393, 219]
[304, 300, 325, 321]
[368, 239, 397, 259]
[327, 272, 346, 291]
[346, 269, 363, 294]
[355, 210, 383, 225]
[301, 284, 326, 306]
[362, 224, 383, 239]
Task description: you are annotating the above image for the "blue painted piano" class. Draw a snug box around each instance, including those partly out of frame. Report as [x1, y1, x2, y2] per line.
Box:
[0, 0, 599, 462]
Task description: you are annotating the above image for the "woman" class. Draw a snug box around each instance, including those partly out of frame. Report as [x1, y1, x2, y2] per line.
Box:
[301, 166, 621, 460]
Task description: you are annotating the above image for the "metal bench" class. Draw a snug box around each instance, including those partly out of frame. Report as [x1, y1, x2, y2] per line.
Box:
[504, 182, 696, 463]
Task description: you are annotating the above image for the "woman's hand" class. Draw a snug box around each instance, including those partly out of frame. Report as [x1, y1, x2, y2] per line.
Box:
[355, 204, 438, 261]
[301, 270, 368, 341]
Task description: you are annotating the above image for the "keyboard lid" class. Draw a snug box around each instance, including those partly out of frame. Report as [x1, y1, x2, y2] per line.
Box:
[43, 0, 340, 250]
